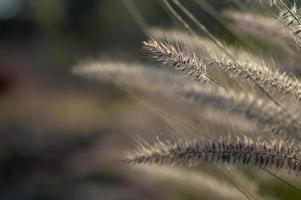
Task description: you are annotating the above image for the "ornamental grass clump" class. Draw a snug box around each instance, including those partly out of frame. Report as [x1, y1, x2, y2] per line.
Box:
[75, 0, 301, 198]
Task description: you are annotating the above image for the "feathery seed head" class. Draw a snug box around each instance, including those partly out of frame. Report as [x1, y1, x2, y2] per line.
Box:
[72, 60, 188, 92]
[124, 135, 301, 175]
[142, 39, 209, 83]
[178, 85, 301, 138]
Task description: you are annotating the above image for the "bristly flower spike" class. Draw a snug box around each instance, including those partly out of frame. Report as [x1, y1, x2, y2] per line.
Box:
[142, 39, 224, 86]
[124, 135, 301, 175]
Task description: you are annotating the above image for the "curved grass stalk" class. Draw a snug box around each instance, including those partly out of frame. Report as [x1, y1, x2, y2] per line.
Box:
[73, 60, 301, 139]
[72, 60, 186, 92]
[211, 54, 301, 102]
[146, 30, 301, 103]
[179, 85, 301, 138]
[124, 135, 301, 175]
[161, 0, 282, 106]
[121, 0, 149, 33]
[256, 0, 301, 39]
[142, 39, 224, 85]
[225, 11, 301, 51]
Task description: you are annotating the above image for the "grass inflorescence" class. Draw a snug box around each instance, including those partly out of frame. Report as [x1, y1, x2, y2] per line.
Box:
[75, 0, 301, 198]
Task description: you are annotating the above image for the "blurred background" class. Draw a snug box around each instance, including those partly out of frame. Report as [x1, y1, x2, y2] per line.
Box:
[0, 1, 192, 199]
[1, 0, 296, 199]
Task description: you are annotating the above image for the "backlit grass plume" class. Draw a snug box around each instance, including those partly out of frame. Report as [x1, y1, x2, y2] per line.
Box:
[145, 29, 301, 102]
[124, 135, 301, 175]
[179, 85, 301, 137]
[72, 60, 188, 94]
[225, 11, 301, 52]
[74, 0, 301, 198]
[142, 39, 210, 83]
[211, 54, 301, 102]
[257, 0, 301, 39]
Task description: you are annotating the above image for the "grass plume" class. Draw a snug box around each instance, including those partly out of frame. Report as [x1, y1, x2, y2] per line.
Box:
[142, 39, 210, 83]
[73, 0, 301, 197]
[124, 135, 301, 175]
[146, 28, 301, 103]
[179, 85, 301, 138]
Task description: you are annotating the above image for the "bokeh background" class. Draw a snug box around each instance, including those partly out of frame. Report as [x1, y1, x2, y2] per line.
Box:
[0, 1, 195, 199]
[1, 0, 297, 200]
